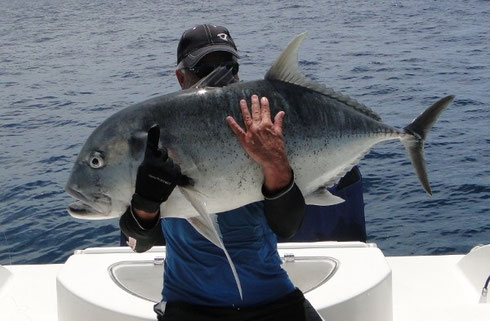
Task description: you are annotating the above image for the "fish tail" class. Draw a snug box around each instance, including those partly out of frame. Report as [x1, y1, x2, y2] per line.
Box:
[401, 95, 455, 195]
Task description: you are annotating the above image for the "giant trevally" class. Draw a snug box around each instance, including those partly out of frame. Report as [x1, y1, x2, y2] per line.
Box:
[65, 32, 454, 298]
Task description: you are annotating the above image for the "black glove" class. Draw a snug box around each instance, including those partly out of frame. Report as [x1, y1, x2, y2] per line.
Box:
[119, 207, 165, 252]
[131, 125, 191, 213]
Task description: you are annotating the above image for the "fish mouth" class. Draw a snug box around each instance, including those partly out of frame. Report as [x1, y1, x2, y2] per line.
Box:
[67, 200, 104, 218]
[66, 185, 113, 219]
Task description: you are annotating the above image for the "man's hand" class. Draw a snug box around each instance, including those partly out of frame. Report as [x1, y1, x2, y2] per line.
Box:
[132, 125, 191, 217]
[226, 95, 292, 193]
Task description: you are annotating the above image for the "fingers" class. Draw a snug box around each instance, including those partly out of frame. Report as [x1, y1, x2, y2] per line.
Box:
[145, 125, 170, 160]
[145, 125, 163, 158]
[160, 158, 193, 186]
[168, 162, 194, 187]
[169, 162, 189, 186]
[229, 95, 285, 139]
[147, 125, 160, 149]
[240, 95, 279, 126]
[226, 116, 246, 140]
[251, 95, 261, 122]
[260, 97, 271, 123]
[274, 111, 285, 135]
[239, 99, 252, 129]
[176, 174, 194, 187]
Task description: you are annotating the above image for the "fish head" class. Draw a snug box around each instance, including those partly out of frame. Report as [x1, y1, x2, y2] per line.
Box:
[66, 119, 149, 220]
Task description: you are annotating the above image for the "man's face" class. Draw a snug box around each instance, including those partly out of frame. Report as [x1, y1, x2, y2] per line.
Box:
[176, 52, 239, 89]
[178, 70, 200, 89]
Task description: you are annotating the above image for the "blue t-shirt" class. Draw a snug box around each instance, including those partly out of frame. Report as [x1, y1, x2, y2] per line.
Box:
[161, 201, 295, 307]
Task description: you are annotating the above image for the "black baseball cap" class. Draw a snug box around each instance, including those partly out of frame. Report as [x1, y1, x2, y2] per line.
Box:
[177, 24, 239, 68]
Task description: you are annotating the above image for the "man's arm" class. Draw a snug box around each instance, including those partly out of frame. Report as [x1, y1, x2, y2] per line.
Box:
[262, 172, 305, 238]
[226, 95, 305, 238]
[119, 125, 190, 252]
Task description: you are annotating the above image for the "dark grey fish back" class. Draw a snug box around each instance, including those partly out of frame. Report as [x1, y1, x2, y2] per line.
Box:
[287, 78, 382, 122]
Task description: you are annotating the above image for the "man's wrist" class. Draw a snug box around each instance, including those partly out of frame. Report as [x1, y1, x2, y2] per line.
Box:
[132, 207, 159, 220]
[262, 165, 292, 193]
[130, 193, 161, 230]
[131, 206, 159, 230]
[131, 193, 161, 213]
[262, 172, 295, 200]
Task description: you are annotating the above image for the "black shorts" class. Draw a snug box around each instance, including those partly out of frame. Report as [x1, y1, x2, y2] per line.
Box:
[155, 288, 323, 321]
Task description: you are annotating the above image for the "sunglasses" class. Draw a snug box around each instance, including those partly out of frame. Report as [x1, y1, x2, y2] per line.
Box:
[188, 61, 239, 79]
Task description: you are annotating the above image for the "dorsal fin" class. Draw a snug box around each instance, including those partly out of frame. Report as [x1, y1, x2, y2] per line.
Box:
[265, 32, 382, 122]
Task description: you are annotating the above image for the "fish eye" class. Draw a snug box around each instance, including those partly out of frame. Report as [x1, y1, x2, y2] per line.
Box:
[89, 152, 105, 169]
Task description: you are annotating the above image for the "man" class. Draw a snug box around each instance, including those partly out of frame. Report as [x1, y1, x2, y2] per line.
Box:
[174, 24, 366, 244]
[120, 24, 323, 321]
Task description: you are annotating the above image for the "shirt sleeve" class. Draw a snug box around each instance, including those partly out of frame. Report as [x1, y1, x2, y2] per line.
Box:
[262, 171, 306, 239]
[119, 206, 165, 253]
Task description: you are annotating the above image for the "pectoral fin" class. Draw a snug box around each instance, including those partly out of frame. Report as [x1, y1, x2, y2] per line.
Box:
[305, 188, 345, 206]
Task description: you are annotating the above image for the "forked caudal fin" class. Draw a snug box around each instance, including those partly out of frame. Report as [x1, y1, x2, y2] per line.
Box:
[402, 95, 455, 195]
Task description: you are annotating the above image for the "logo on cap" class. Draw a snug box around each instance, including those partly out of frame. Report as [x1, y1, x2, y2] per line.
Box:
[217, 33, 228, 41]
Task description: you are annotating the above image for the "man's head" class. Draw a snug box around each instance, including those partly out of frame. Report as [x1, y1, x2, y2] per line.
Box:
[175, 24, 240, 89]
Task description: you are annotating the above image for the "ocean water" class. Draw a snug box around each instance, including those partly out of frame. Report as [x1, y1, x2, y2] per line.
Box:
[0, 0, 488, 265]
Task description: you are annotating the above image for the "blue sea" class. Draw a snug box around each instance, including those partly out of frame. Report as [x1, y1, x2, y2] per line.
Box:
[0, 0, 489, 265]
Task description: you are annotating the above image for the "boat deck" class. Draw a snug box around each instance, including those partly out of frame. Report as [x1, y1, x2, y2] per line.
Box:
[389, 254, 488, 321]
[1, 242, 488, 321]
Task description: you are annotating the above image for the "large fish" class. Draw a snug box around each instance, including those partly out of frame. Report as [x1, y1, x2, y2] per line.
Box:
[65, 33, 454, 298]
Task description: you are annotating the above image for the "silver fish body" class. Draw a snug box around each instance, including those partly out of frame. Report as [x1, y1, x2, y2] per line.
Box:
[66, 77, 452, 220]
[67, 80, 395, 218]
